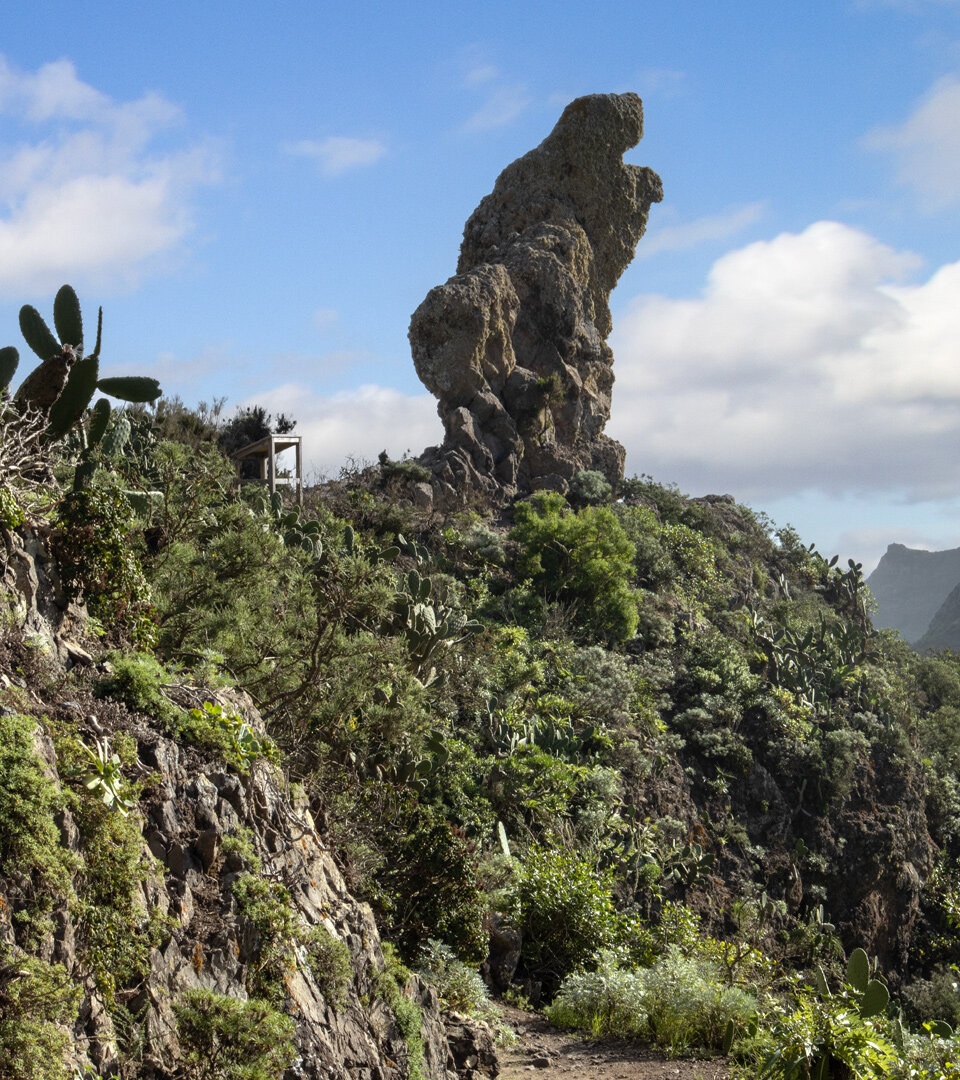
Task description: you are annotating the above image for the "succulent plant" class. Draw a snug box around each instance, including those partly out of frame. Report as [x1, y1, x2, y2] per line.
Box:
[0, 346, 18, 394]
[250, 490, 324, 559]
[3, 286, 161, 437]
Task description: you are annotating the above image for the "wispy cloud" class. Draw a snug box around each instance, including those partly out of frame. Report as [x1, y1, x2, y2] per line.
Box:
[463, 62, 499, 87]
[284, 136, 387, 178]
[454, 55, 530, 133]
[862, 75, 960, 208]
[0, 55, 219, 296]
[607, 220, 960, 504]
[636, 202, 765, 258]
[463, 84, 531, 133]
[637, 68, 687, 97]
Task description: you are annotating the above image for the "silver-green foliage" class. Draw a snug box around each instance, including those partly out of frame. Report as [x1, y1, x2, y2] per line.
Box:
[548, 947, 756, 1052]
[547, 951, 648, 1038]
[416, 938, 492, 1016]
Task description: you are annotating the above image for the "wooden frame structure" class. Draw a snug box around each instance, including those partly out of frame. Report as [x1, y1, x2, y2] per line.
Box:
[231, 434, 303, 504]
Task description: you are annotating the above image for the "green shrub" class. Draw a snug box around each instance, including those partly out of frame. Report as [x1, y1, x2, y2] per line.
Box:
[353, 792, 488, 965]
[231, 872, 298, 1001]
[902, 966, 960, 1030]
[303, 925, 353, 1007]
[560, 644, 642, 731]
[487, 746, 587, 833]
[53, 483, 156, 646]
[547, 950, 648, 1038]
[638, 946, 756, 1053]
[0, 947, 80, 1080]
[548, 947, 756, 1052]
[464, 523, 507, 566]
[94, 650, 180, 728]
[416, 938, 492, 1016]
[510, 492, 639, 643]
[375, 942, 425, 1080]
[70, 792, 161, 1006]
[179, 701, 278, 773]
[221, 827, 261, 872]
[172, 988, 296, 1080]
[0, 486, 24, 529]
[0, 713, 77, 944]
[515, 844, 620, 991]
[757, 992, 896, 1080]
[568, 470, 612, 506]
[379, 453, 431, 484]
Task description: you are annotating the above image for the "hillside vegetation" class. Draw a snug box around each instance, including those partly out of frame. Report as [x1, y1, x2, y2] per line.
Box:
[5, 294, 960, 1078]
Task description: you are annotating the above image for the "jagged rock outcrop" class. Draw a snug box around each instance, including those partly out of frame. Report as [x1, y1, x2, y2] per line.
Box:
[411, 92, 662, 506]
[867, 542, 960, 644]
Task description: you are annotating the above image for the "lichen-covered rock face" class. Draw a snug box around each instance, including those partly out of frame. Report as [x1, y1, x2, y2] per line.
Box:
[411, 92, 662, 506]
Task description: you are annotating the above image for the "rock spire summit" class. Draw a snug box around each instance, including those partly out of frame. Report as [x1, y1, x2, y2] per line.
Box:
[410, 92, 662, 505]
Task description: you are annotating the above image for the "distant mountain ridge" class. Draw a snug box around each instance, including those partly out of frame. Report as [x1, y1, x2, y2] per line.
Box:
[867, 542, 960, 646]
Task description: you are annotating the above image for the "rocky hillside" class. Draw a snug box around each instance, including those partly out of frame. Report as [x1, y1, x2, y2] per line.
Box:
[0, 522, 492, 1079]
[4, 95, 960, 1080]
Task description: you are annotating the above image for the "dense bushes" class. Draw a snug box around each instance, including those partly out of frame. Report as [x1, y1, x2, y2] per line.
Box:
[8, 389, 960, 1075]
[548, 948, 756, 1052]
[509, 492, 639, 642]
[515, 844, 622, 991]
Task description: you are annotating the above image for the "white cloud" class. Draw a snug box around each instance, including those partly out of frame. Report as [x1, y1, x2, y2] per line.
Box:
[863, 75, 960, 208]
[285, 136, 387, 177]
[463, 84, 531, 133]
[240, 382, 441, 478]
[636, 202, 765, 258]
[0, 56, 218, 295]
[637, 68, 687, 97]
[608, 220, 960, 503]
[464, 63, 499, 87]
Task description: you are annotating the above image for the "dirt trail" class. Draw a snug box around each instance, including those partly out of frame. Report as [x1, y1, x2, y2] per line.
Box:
[496, 1006, 732, 1080]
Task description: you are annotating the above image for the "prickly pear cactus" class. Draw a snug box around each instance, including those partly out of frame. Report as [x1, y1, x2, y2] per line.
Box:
[3, 286, 162, 434]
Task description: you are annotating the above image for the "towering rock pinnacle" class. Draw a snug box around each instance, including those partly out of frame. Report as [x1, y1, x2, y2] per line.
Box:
[410, 92, 662, 505]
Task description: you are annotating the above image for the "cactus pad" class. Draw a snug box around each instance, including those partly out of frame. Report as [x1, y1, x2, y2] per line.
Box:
[97, 376, 161, 403]
[87, 399, 112, 447]
[19, 305, 61, 360]
[0, 346, 18, 392]
[53, 285, 84, 349]
[47, 355, 100, 439]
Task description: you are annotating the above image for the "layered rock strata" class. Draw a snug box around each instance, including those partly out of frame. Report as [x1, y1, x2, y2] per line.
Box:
[410, 92, 662, 505]
[0, 528, 483, 1080]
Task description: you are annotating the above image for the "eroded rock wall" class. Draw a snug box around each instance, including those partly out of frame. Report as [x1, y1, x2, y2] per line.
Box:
[411, 92, 662, 506]
[0, 528, 470, 1080]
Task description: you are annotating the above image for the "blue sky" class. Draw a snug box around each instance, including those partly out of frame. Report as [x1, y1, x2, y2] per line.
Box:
[3, 1, 960, 569]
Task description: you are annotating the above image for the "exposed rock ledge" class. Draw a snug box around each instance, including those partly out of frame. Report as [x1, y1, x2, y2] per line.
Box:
[411, 92, 662, 507]
[0, 523, 495, 1079]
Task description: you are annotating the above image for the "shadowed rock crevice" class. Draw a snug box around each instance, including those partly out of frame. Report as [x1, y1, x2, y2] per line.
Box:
[411, 92, 662, 506]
